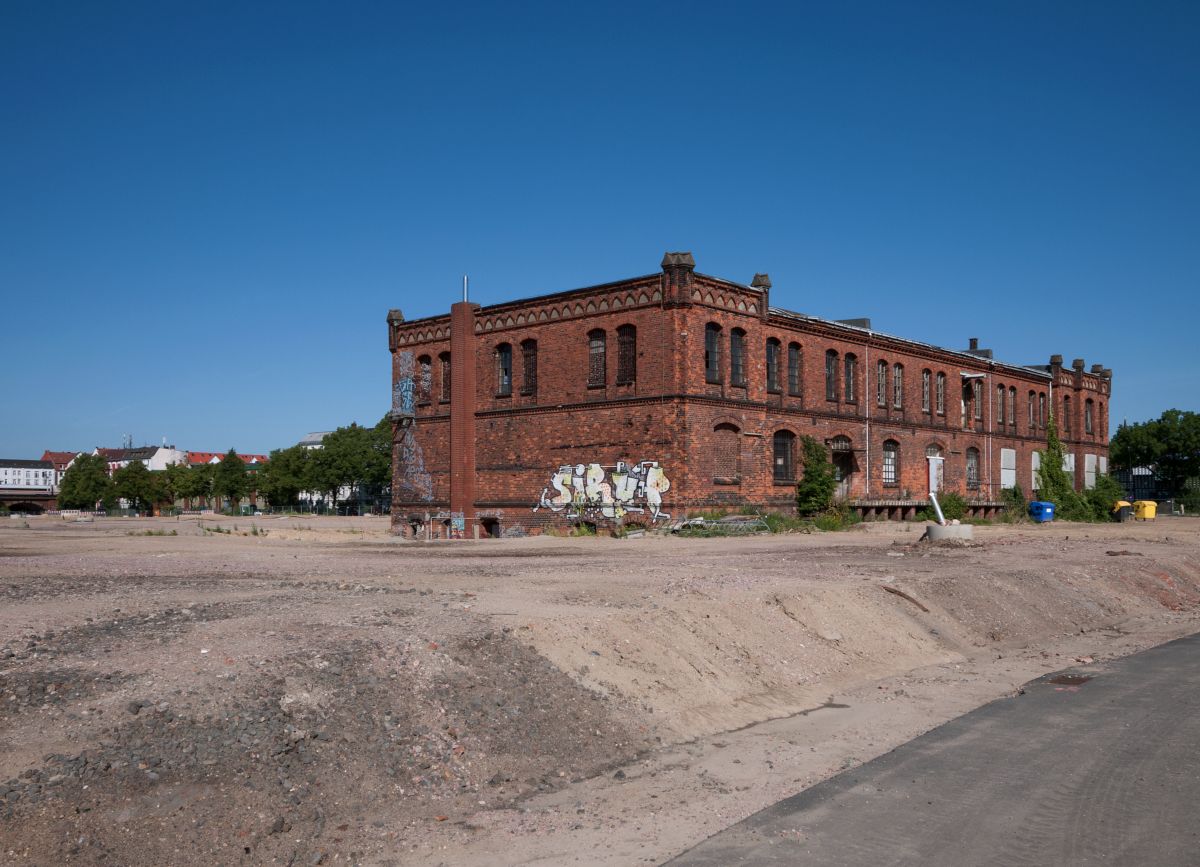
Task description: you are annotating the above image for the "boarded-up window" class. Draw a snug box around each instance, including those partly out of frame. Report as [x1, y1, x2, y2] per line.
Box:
[1032, 452, 1042, 492]
[1000, 448, 1016, 489]
[713, 424, 740, 481]
[1085, 453, 1098, 489]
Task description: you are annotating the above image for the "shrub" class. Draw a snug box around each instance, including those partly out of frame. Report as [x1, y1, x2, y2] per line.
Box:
[999, 483, 1029, 523]
[796, 435, 838, 516]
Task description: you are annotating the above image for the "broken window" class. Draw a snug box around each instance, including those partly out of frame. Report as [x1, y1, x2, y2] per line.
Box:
[439, 351, 451, 402]
[876, 360, 887, 407]
[922, 369, 931, 413]
[966, 447, 981, 490]
[936, 373, 946, 415]
[496, 343, 512, 396]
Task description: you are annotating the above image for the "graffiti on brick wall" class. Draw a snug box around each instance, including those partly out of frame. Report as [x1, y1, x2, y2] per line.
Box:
[394, 352, 432, 501]
[536, 461, 671, 522]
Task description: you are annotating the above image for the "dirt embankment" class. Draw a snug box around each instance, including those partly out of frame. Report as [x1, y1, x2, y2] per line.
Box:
[1, 516, 1198, 866]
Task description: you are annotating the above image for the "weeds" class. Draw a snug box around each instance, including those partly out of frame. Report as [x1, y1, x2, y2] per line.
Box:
[126, 529, 178, 536]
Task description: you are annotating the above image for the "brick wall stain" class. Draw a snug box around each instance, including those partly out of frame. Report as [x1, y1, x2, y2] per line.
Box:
[390, 256, 1112, 536]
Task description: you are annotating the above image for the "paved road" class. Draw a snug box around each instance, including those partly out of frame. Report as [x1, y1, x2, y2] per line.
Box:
[668, 633, 1200, 866]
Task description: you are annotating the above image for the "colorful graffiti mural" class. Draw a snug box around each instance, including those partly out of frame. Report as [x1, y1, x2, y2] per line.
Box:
[536, 461, 671, 522]
[393, 352, 433, 501]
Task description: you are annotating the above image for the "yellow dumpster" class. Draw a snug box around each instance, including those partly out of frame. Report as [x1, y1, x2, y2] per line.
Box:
[1113, 500, 1133, 522]
[1133, 500, 1157, 521]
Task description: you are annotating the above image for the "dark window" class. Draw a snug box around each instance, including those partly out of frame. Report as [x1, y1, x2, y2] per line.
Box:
[876, 360, 887, 407]
[1085, 398, 1094, 434]
[766, 339, 781, 392]
[936, 372, 946, 415]
[520, 339, 537, 396]
[496, 343, 512, 396]
[966, 447, 981, 490]
[1063, 395, 1072, 434]
[1039, 392, 1046, 428]
[773, 430, 796, 481]
[997, 385, 1006, 426]
[787, 343, 802, 396]
[417, 355, 432, 404]
[705, 323, 722, 384]
[825, 350, 838, 400]
[730, 329, 747, 386]
[1029, 391, 1037, 430]
[882, 439, 899, 487]
[616, 324, 637, 384]
[1009, 387, 1016, 425]
[922, 369, 931, 413]
[844, 353, 857, 403]
[893, 363, 904, 409]
[439, 352, 451, 402]
[587, 330, 606, 387]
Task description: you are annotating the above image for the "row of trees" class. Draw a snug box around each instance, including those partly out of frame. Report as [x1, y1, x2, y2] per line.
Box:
[1110, 409, 1200, 505]
[59, 450, 252, 512]
[255, 417, 391, 512]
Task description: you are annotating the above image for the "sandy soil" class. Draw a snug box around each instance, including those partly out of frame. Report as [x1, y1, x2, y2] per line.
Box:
[1, 513, 1198, 866]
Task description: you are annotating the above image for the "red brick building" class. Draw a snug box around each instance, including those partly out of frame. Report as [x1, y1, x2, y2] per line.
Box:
[388, 253, 1111, 536]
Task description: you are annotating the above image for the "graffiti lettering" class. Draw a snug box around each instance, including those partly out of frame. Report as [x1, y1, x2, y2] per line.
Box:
[536, 461, 670, 522]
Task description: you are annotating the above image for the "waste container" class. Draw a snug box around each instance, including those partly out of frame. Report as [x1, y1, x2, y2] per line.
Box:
[1113, 500, 1133, 522]
[1133, 500, 1157, 521]
[1029, 501, 1056, 523]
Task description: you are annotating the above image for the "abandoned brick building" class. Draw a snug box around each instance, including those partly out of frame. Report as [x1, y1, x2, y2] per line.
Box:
[388, 252, 1112, 537]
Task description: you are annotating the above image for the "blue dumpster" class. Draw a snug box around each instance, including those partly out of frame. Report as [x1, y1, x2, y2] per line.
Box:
[1029, 501, 1056, 523]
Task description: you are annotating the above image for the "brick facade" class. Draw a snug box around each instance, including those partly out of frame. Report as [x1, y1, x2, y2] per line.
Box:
[388, 254, 1112, 536]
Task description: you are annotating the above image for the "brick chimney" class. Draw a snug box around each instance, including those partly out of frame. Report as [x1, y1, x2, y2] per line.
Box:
[449, 301, 479, 533]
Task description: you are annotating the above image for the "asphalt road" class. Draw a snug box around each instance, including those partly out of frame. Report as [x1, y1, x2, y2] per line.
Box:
[668, 632, 1200, 866]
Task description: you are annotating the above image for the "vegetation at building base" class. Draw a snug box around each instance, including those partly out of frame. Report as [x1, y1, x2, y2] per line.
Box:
[796, 435, 838, 517]
[1111, 408, 1200, 512]
[1037, 417, 1127, 522]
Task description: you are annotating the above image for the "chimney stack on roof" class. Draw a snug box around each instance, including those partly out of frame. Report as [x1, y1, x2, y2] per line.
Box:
[750, 273, 772, 289]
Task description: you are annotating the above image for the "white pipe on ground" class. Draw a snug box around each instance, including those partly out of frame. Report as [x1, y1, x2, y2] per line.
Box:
[930, 491, 947, 525]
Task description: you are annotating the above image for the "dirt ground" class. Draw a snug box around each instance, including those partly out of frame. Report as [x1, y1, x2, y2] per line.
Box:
[1, 513, 1198, 866]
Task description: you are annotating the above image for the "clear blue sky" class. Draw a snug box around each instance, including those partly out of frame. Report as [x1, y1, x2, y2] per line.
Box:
[2, 1, 1197, 458]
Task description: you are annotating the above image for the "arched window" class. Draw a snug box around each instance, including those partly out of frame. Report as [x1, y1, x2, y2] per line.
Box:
[787, 343, 802, 396]
[1029, 391, 1037, 429]
[1039, 392, 1046, 428]
[893, 363, 904, 409]
[1099, 402, 1105, 440]
[926, 443, 945, 492]
[417, 355, 433, 404]
[713, 423, 740, 482]
[966, 447, 981, 490]
[439, 351, 451, 402]
[1085, 398, 1094, 434]
[1009, 387, 1016, 425]
[520, 339, 538, 396]
[495, 343, 513, 396]
[922, 369, 932, 413]
[766, 339, 782, 392]
[936, 372, 946, 415]
[587, 330, 606, 387]
[705, 323, 722, 384]
[997, 384, 1006, 426]
[773, 430, 796, 481]
[882, 439, 900, 487]
[973, 379, 982, 421]
[844, 353, 857, 403]
[1063, 395, 1072, 434]
[616, 324, 637, 384]
[825, 350, 838, 401]
[730, 329, 747, 386]
[876, 360, 888, 407]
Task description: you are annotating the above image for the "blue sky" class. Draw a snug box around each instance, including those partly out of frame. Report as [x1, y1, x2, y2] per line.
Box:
[2, 1, 1197, 457]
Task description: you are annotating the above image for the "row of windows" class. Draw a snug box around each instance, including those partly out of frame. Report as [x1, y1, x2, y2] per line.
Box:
[487, 326, 637, 398]
[705, 324, 803, 395]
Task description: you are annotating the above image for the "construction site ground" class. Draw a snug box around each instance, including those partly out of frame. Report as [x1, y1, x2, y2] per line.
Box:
[1, 513, 1198, 866]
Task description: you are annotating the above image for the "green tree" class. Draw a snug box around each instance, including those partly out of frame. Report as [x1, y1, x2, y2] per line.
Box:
[1035, 417, 1091, 521]
[58, 453, 114, 510]
[214, 450, 249, 514]
[1110, 409, 1200, 497]
[175, 463, 213, 510]
[160, 462, 191, 511]
[796, 435, 838, 516]
[113, 461, 160, 514]
[259, 444, 311, 510]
